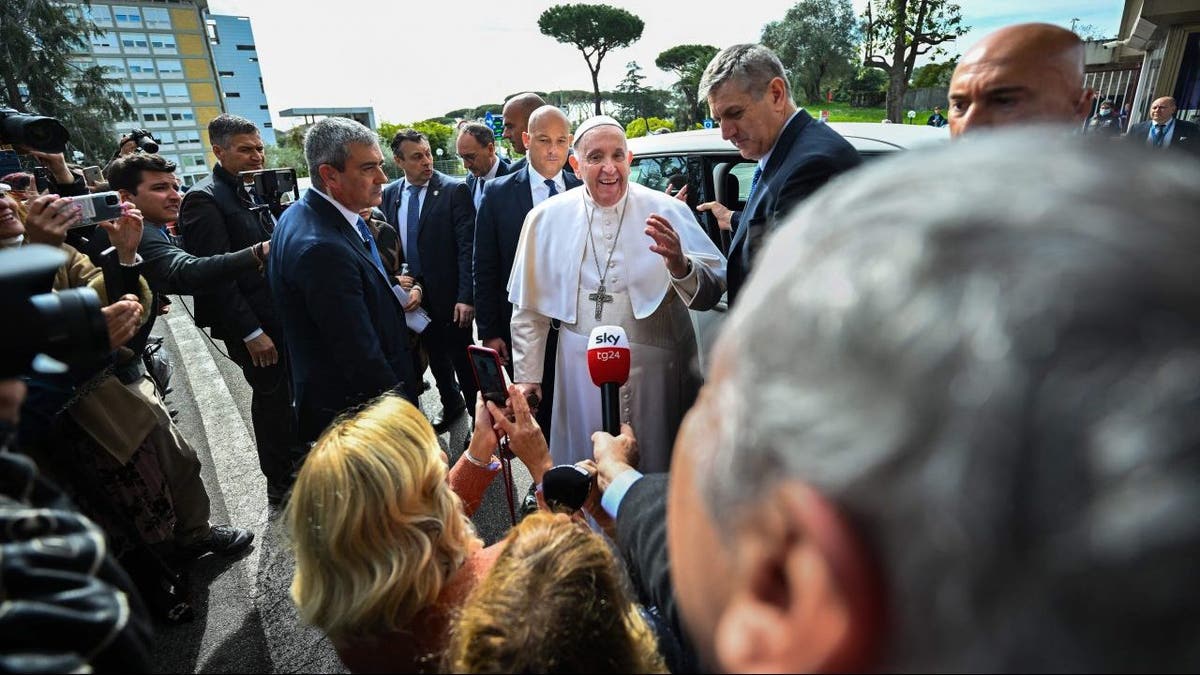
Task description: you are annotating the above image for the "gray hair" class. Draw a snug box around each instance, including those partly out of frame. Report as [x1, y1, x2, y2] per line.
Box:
[304, 116, 380, 191]
[458, 122, 494, 148]
[697, 43, 788, 102]
[702, 131, 1200, 670]
[208, 113, 259, 149]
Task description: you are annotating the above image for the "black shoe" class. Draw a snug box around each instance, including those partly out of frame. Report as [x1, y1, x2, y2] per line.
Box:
[517, 483, 539, 521]
[432, 403, 467, 434]
[182, 525, 254, 559]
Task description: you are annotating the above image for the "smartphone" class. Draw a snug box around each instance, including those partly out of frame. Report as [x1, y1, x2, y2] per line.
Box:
[65, 191, 123, 228]
[82, 165, 103, 186]
[468, 345, 507, 406]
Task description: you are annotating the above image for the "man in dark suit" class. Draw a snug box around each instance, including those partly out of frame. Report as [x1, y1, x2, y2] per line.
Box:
[1126, 96, 1200, 155]
[474, 105, 581, 436]
[381, 129, 475, 432]
[457, 122, 511, 211]
[695, 43, 861, 304]
[269, 117, 419, 444]
[178, 114, 303, 502]
[501, 93, 546, 174]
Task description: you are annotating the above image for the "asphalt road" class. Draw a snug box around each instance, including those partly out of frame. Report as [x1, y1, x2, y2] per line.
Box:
[148, 297, 532, 673]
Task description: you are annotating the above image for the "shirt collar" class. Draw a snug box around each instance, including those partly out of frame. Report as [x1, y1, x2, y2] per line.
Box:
[311, 187, 362, 229]
[759, 109, 802, 170]
[528, 163, 564, 186]
[483, 156, 501, 180]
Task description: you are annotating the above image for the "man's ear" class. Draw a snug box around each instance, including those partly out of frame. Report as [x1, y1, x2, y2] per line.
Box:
[568, 153, 580, 173]
[117, 189, 135, 203]
[211, 144, 226, 164]
[317, 164, 339, 193]
[713, 482, 884, 673]
[768, 76, 790, 109]
[522, 131, 531, 150]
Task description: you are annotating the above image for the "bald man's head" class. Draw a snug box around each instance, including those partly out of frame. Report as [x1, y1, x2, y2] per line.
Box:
[502, 92, 547, 154]
[524, 105, 571, 179]
[948, 23, 1093, 137]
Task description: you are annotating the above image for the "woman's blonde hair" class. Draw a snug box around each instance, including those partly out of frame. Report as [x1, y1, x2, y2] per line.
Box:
[444, 512, 667, 673]
[286, 394, 478, 640]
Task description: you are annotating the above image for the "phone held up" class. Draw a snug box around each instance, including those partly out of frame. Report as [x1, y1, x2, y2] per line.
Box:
[63, 191, 123, 228]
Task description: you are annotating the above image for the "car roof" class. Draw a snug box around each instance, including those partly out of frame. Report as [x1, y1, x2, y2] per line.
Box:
[627, 121, 950, 156]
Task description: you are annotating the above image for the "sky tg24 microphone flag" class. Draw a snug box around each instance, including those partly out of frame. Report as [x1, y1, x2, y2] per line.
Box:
[587, 325, 630, 387]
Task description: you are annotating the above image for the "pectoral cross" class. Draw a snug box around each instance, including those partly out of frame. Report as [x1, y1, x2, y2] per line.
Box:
[588, 284, 613, 320]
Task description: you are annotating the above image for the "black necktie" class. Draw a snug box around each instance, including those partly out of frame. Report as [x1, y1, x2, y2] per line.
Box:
[545, 178, 558, 197]
[1153, 124, 1166, 147]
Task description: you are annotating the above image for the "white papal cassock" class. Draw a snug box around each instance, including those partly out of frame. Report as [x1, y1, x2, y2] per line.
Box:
[508, 181, 727, 472]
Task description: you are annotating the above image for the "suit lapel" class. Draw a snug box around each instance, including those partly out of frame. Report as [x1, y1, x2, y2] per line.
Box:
[513, 167, 534, 214]
[418, 172, 441, 237]
[304, 191, 382, 277]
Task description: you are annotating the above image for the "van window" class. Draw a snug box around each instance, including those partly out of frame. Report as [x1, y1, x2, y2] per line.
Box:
[630, 155, 686, 193]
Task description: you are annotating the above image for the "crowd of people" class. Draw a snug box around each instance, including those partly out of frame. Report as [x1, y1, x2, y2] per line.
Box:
[2, 19, 1200, 673]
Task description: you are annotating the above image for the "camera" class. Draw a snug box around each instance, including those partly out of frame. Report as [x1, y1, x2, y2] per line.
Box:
[0, 108, 70, 154]
[64, 191, 124, 228]
[240, 168, 298, 217]
[127, 128, 159, 154]
[0, 245, 111, 378]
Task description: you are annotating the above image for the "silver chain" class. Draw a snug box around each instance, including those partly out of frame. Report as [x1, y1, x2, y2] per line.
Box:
[585, 191, 630, 287]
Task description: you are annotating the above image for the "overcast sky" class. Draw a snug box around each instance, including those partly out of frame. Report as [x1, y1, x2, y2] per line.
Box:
[206, 0, 1125, 131]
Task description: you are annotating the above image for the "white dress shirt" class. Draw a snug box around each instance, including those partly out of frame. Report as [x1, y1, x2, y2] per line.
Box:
[395, 180, 428, 254]
[528, 165, 566, 206]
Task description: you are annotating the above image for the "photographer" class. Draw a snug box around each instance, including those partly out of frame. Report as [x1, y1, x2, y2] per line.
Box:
[179, 113, 301, 504]
[1, 108, 87, 197]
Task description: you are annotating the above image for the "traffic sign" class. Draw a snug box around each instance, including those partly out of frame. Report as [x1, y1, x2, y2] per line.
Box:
[703, 118, 714, 129]
[491, 115, 504, 137]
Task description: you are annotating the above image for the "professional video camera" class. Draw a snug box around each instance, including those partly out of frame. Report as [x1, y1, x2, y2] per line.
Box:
[0, 108, 70, 154]
[127, 128, 159, 154]
[0, 245, 111, 378]
[240, 167, 298, 219]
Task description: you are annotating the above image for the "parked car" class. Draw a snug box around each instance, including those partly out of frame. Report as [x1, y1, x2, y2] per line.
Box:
[626, 121, 950, 369]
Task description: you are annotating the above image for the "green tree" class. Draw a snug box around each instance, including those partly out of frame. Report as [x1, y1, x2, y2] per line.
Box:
[910, 57, 958, 88]
[538, 4, 644, 115]
[655, 44, 719, 127]
[377, 119, 455, 157]
[612, 61, 671, 127]
[861, 0, 968, 122]
[264, 142, 308, 178]
[625, 117, 674, 139]
[0, 0, 134, 164]
[761, 0, 858, 105]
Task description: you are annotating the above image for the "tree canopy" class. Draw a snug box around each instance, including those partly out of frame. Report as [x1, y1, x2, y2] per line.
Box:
[761, 0, 858, 105]
[0, 0, 133, 163]
[377, 119, 456, 157]
[861, 0, 968, 121]
[538, 4, 644, 115]
[655, 44, 719, 127]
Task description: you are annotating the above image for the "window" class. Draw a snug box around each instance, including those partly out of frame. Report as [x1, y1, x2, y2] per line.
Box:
[218, 71, 235, 77]
[160, 153, 181, 168]
[150, 35, 177, 55]
[116, 84, 135, 103]
[258, 76, 264, 93]
[157, 59, 183, 78]
[127, 58, 155, 78]
[176, 131, 201, 147]
[182, 153, 208, 169]
[205, 20, 220, 43]
[135, 83, 163, 102]
[97, 57, 126, 77]
[143, 8, 171, 30]
[155, 132, 176, 150]
[236, 44, 256, 51]
[120, 32, 149, 53]
[629, 155, 686, 193]
[113, 6, 142, 28]
[141, 108, 169, 127]
[248, 57, 258, 62]
[263, 122, 273, 128]
[169, 107, 195, 123]
[90, 31, 119, 54]
[162, 83, 188, 102]
[225, 92, 241, 98]
[84, 5, 113, 27]
[259, 104, 269, 110]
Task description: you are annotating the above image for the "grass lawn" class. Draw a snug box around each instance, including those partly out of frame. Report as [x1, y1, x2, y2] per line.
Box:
[803, 104, 944, 125]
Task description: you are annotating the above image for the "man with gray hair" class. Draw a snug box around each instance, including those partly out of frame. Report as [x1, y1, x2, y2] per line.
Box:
[181, 113, 303, 504]
[268, 116, 418, 444]
[594, 132, 1200, 671]
[694, 43, 860, 304]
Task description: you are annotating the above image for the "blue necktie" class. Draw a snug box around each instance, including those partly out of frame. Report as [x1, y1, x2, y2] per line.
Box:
[545, 178, 558, 197]
[406, 184, 422, 275]
[1153, 124, 1166, 148]
[355, 217, 387, 278]
[745, 165, 763, 206]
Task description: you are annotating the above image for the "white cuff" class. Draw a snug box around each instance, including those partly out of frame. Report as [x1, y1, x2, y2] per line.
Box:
[243, 328, 264, 342]
[119, 253, 144, 267]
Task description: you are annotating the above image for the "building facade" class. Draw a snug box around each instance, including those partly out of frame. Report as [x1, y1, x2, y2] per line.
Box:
[66, 0, 223, 185]
[205, 14, 275, 145]
[1101, 0, 1200, 124]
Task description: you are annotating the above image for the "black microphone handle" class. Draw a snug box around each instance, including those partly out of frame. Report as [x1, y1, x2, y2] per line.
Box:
[600, 381, 621, 435]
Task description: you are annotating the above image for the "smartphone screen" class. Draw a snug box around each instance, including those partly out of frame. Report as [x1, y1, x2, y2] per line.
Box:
[468, 346, 507, 406]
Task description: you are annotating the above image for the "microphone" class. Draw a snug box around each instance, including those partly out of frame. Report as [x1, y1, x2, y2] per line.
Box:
[541, 464, 592, 513]
[586, 325, 630, 435]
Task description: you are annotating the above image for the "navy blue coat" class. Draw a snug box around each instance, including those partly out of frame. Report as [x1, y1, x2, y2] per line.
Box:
[472, 166, 582, 343]
[380, 171, 474, 323]
[727, 109, 861, 303]
[268, 189, 418, 441]
[464, 156, 512, 200]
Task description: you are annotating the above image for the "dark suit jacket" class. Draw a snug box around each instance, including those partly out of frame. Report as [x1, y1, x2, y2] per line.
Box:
[508, 157, 527, 174]
[268, 189, 418, 438]
[380, 171, 474, 323]
[727, 109, 862, 303]
[473, 166, 582, 343]
[179, 164, 277, 341]
[464, 156, 512, 198]
[615, 473, 699, 672]
[133, 225, 260, 296]
[1125, 119, 1200, 154]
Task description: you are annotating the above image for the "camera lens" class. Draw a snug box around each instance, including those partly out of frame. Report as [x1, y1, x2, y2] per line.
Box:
[0, 112, 70, 154]
[29, 288, 110, 366]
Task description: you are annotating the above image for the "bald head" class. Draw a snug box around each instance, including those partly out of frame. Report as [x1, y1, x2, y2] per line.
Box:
[1150, 96, 1178, 125]
[502, 93, 547, 154]
[948, 23, 1092, 137]
[523, 105, 571, 179]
